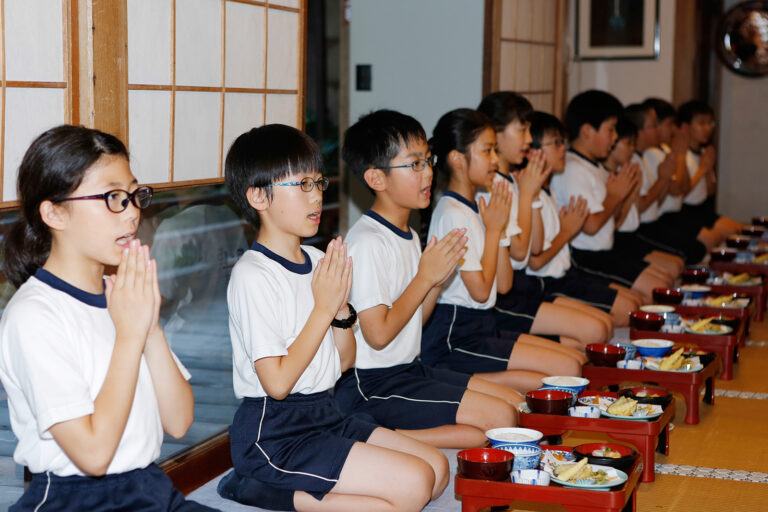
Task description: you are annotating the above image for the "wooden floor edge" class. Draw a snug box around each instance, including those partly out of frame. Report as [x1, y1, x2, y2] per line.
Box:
[159, 429, 232, 496]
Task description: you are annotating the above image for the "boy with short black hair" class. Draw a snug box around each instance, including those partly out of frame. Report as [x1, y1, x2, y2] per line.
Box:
[218, 123, 448, 511]
[676, 100, 742, 245]
[336, 109, 523, 450]
[549, 90, 668, 301]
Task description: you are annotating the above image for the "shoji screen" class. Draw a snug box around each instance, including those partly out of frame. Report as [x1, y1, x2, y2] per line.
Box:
[486, 0, 565, 116]
[127, 0, 305, 188]
[0, 0, 73, 203]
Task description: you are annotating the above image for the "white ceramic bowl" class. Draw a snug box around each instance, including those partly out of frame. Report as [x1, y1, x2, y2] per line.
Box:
[640, 305, 676, 314]
[568, 405, 601, 418]
[631, 338, 675, 357]
[485, 427, 543, 447]
[511, 469, 550, 486]
[541, 376, 589, 395]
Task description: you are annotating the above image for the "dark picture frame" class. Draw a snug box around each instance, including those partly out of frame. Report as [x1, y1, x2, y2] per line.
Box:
[575, 0, 660, 60]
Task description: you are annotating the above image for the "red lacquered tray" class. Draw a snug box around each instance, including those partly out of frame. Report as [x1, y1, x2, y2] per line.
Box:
[518, 392, 673, 483]
[581, 357, 717, 425]
[706, 282, 765, 322]
[710, 260, 768, 278]
[454, 445, 643, 512]
[672, 304, 751, 343]
[630, 324, 741, 380]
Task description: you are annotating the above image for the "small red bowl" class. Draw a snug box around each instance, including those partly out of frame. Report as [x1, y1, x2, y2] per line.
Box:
[681, 267, 710, 285]
[652, 288, 685, 305]
[457, 448, 514, 481]
[572, 443, 637, 471]
[742, 225, 766, 237]
[586, 343, 626, 367]
[629, 311, 664, 331]
[726, 235, 751, 249]
[710, 249, 738, 262]
[525, 389, 572, 415]
[752, 216, 768, 227]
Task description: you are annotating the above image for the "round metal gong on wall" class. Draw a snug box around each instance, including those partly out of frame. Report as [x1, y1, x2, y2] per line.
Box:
[717, 0, 768, 77]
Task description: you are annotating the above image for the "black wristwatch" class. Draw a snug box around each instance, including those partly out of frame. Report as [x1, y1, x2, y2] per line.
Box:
[331, 303, 357, 329]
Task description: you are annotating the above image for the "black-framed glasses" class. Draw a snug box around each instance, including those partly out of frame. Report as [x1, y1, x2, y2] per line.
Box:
[379, 154, 437, 172]
[540, 138, 567, 148]
[269, 176, 330, 192]
[58, 186, 154, 213]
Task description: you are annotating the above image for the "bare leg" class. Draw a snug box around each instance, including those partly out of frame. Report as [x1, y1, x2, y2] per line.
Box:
[697, 228, 721, 250]
[395, 424, 486, 449]
[455, 389, 518, 431]
[610, 283, 645, 306]
[474, 368, 548, 393]
[530, 302, 610, 345]
[645, 251, 684, 276]
[507, 335, 583, 376]
[609, 292, 637, 326]
[467, 374, 525, 406]
[560, 335, 589, 352]
[632, 267, 671, 302]
[294, 439, 434, 512]
[713, 216, 742, 238]
[552, 296, 614, 339]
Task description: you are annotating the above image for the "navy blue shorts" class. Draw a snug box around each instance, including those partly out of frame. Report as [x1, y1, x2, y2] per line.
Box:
[421, 304, 519, 373]
[539, 267, 618, 312]
[11, 464, 217, 512]
[229, 391, 378, 501]
[680, 202, 719, 232]
[334, 360, 470, 430]
[570, 248, 649, 287]
[613, 231, 658, 258]
[637, 219, 705, 265]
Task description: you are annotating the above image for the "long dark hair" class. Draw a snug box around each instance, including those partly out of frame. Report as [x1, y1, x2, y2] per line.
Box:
[3, 125, 129, 287]
[429, 108, 494, 180]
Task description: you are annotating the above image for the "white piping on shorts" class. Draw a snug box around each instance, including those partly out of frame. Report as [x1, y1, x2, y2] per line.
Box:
[493, 306, 536, 321]
[445, 305, 457, 351]
[33, 472, 51, 512]
[353, 368, 460, 405]
[253, 397, 338, 484]
[550, 292, 611, 311]
[454, 347, 509, 363]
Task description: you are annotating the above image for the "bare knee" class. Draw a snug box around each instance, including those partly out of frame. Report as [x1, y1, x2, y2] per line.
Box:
[485, 399, 518, 429]
[393, 459, 434, 511]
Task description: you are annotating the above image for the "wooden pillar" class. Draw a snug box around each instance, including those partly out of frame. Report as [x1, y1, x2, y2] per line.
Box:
[76, 0, 128, 144]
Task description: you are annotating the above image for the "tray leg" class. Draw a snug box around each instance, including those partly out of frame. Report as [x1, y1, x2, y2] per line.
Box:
[656, 425, 669, 455]
[608, 433, 656, 482]
[622, 490, 636, 512]
[721, 352, 733, 380]
[684, 385, 700, 425]
[704, 376, 715, 405]
[460, 496, 508, 512]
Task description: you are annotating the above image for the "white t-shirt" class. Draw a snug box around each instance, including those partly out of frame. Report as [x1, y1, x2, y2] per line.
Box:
[429, 191, 497, 309]
[683, 149, 707, 205]
[476, 171, 537, 270]
[645, 146, 682, 214]
[551, 150, 614, 251]
[346, 211, 421, 369]
[0, 270, 190, 477]
[526, 189, 571, 278]
[616, 178, 640, 233]
[228, 244, 341, 399]
[635, 152, 661, 223]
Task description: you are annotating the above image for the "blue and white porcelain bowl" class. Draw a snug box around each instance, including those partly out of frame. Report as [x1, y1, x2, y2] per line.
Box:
[511, 469, 550, 486]
[568, 405, 601, 418]
[485, 427, 543, 447]
[494, 443, 543, 470]
[617, 359, 644, 370]
[611, 343, 637, 360]
[541, 376, 589, 397]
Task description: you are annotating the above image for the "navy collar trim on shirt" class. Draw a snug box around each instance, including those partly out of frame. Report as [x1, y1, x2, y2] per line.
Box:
[495, 170, 515, 185]
[689, 147, 702, 156]
[364, 209, 412, 240]
[34, 268, 107, 308]
[567, 148, 600, 168]
[443, 191, 479, 213]
[250, 242, 312, 275]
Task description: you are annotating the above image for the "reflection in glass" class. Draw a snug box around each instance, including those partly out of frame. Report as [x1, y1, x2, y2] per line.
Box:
[717, 1, 768, 76]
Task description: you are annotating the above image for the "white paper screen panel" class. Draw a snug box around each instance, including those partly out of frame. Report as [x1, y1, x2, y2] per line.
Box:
[127, 0, 172, 85]
[173, 91, 221, 182]
[222, 92, 264, 168]
[3, 88, 66, 201]
[266, 9, 299, 90]
[129, 90, 172, 185]
[225, 2, 266, 89]
[4, 0, 64, 82]
[265, 93, 297, 126]
[176, 0, 222, 88]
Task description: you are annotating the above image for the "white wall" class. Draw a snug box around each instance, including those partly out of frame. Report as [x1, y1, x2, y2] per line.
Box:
[347, 0, 485, 226]
[716, 0, 768, 222]
[567, 0, 676, 104]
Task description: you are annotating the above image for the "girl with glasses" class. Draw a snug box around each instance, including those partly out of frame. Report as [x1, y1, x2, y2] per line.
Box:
[0, 125, 216, 511]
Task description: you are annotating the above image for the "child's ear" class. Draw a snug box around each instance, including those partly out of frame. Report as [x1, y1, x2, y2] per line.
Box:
[39, 200, 67, 231]
[579, 123, 595, 141]
[448, 149, 467, 172]
[363, 167, 387, 192]
[246, 186, 270, 211]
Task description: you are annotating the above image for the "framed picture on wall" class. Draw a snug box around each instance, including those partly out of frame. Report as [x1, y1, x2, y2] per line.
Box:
[575, 0, 660, 60]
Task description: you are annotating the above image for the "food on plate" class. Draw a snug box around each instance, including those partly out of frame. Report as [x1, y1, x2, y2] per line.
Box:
[756, 253, 768, 264]
[592, 447, 622, 459]
[727, 273, 751, 284]
[688, 317, 714, 332]
[555, 458, 590, 481]
[660, 347, 685, 370]
[606, 396, 638, 416]
[706, 295, 733, 307]
[635, 391, 661, 397]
